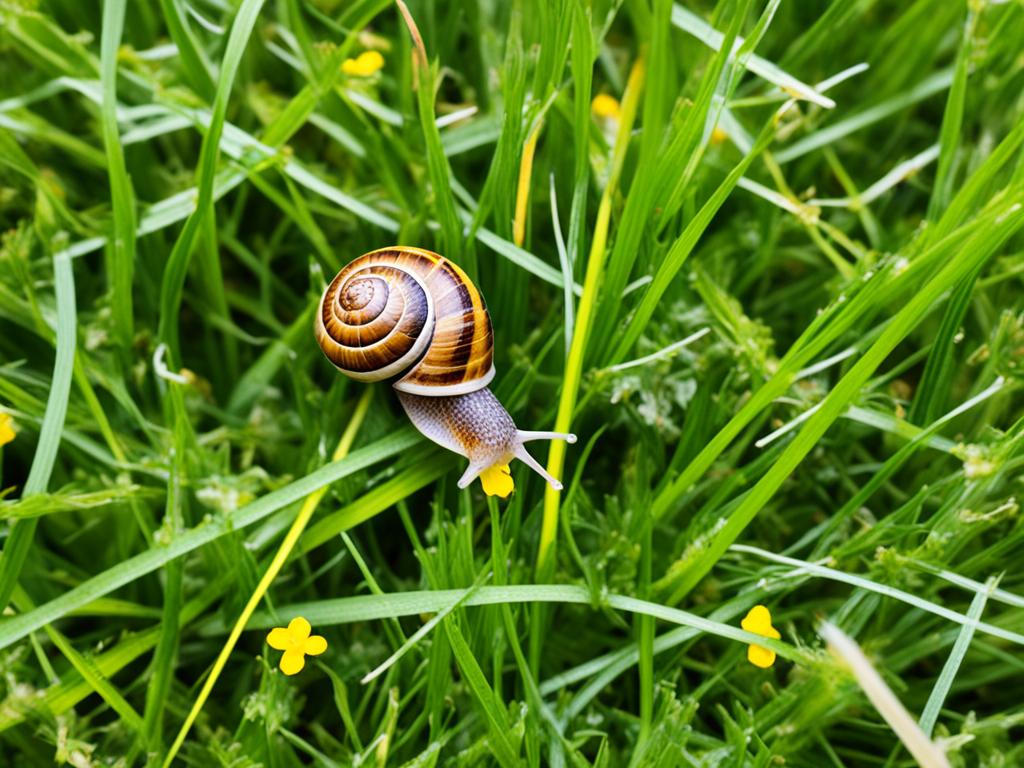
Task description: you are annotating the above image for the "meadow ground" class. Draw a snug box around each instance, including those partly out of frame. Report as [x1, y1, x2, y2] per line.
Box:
[1, 0, 1023, 765]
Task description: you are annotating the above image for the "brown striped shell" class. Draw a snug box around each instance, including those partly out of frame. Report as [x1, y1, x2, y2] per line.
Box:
[315, 247, 495, 396]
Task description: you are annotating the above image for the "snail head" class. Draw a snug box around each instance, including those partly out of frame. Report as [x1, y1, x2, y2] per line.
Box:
[456, 429, 578, 494]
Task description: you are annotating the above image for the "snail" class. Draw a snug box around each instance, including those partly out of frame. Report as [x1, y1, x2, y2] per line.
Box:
[315, 246, 576, 495]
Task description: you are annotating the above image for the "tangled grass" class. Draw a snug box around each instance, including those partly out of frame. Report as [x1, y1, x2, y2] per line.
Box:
[1, 0, 1023, 765]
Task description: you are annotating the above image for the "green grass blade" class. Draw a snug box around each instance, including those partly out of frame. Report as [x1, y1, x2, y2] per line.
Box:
[611, 116, 775, 363]
[670, 3, 833, 108]
[99, 0, 136, 354]
[925, 4, 976, 221]
[665, 197, 1024, 601]
[0, 430, 419, 651]
[442, 617, 520, 768]
[12, 589, 145, 736]
[918, 578, 995, 737]
[158, 0, 217, 101]
[774, 69, 952, 164]
[0, 574, 230, 733]
[0, 252, 76, 610]
[300, 454, 453, 554]
[156, 0, 266, 362]
[227, 584, 799, 663]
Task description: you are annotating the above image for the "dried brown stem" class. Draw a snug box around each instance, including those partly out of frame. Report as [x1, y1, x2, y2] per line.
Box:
[395, 0, 428, 89]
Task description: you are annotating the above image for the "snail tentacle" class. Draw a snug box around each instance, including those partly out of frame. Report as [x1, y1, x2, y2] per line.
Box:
[513, 444, 563, 491]
[517, 430, 578, 444]
[457, 460, 490, 490]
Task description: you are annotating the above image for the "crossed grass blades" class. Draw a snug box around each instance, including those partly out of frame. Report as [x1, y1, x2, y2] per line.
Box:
[1, 0, 1023, 766]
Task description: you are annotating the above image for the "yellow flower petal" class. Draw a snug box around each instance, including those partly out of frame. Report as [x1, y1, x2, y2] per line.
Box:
[359, 50, 384, 72]
[711, 126, 729, 145]
[741, 605, 775, 635]
[741, 605, 781, 668]
[0, 414, 14, 447]
[479, 463, 514, 498]
[591, 93, 621, 119]
[280, 649, 306, 676]
[267, 617, 326, 675]
[266, 627, 292, 651]
[342, 50, 384, 77]
[287, 616, 311, 642]
[304, 635, 328, 656]
[747, 644, 777, 669]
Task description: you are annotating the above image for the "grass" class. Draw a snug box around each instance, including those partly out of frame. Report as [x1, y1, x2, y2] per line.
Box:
[1, 0, 1023, 766]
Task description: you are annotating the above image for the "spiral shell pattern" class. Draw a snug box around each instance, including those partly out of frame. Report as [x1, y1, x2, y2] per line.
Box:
[315, 247, 495, 396]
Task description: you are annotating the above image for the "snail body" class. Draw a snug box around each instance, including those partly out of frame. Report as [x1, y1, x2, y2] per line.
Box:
[316, 247, 575, 492]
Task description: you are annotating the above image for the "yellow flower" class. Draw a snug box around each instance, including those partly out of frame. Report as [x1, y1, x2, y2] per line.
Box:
[479, 463, 514, 498]
[0, 414, 15, 447]
[591, 93, 621, 120]
[266, 617, 327, 675]
[342, 50, 385, 77]
[741, 605, 780, 668]
[711, 125, 729, 145]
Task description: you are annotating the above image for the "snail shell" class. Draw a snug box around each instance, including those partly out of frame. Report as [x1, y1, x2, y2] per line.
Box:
[315, 246, 494, 396]
[316, 246, 575, 492]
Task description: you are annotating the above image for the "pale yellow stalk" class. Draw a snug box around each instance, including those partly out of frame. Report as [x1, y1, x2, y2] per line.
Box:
[513, 123, 543, 247]
[537, 57, 646, 576]
[821, 622, 951, 768]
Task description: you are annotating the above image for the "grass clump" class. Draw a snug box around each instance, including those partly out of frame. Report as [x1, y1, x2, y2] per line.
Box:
[1, 0, 1023, 765]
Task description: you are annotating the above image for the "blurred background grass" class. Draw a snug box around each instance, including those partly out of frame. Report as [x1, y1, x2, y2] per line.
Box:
[1, 0, 1023, 765]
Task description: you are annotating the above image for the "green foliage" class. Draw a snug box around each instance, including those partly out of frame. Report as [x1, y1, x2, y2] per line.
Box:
[0, 0, 1023, 766]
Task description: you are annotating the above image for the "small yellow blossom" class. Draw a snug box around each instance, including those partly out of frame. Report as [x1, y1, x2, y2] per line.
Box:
[480, 463, 514, 498]
[266, 617, 327, 675]
[0, 414, 15, 447]
[741, 605, 780, 668]
[591, 93, 621, 120]
[342, 50, 385, 77]
[711, 125, 729, 145]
